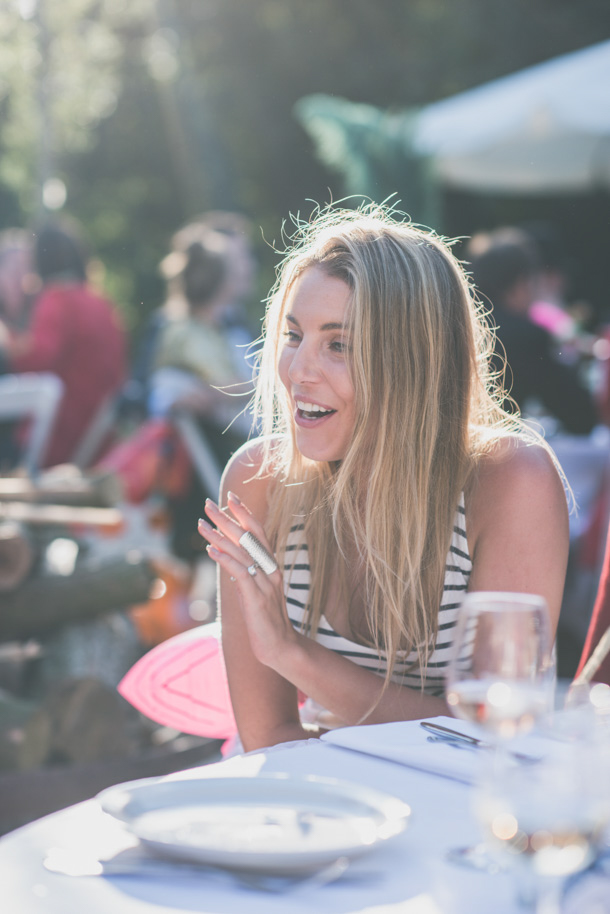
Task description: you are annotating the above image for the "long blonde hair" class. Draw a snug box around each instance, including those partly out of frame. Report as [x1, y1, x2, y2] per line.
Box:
[253, 203, 539, 687]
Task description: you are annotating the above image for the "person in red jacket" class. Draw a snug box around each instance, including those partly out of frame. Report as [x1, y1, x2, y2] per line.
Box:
[2, 218, 127, 468]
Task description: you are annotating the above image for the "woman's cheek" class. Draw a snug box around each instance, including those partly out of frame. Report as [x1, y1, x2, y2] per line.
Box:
[277, 349, 292, 391]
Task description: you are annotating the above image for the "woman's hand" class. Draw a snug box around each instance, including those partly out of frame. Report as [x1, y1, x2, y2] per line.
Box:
[202, 482, 449, 736]
[198, 492, 296, 668]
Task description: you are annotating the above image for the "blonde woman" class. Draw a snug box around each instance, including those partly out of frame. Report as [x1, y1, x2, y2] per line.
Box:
[198, 205, 569, 753]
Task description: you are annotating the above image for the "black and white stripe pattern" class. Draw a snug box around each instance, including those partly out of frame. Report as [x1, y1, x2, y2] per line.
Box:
[284, 495, 471, 698]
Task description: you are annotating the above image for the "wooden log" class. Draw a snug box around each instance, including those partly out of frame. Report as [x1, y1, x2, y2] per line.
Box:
[0, 522, 35, 591]
[0, 469, 122, 507]
[0, 641, 42, 696]
[42, 677, 138, 764]
[31, 613, 143, 699]
[0, 553, 156, 642]
[0, 692, 52, 771]
[0, 501, 123, 529]
[0, 642, 42, 664]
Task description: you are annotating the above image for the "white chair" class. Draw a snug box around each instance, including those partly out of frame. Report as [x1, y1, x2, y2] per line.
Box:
[170, 410, 223, 499]
[0, 372, 64, 478]
[71, 393, 120, 470]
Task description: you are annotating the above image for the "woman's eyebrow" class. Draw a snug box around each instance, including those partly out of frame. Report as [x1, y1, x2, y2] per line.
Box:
[285, 313, 345, 331]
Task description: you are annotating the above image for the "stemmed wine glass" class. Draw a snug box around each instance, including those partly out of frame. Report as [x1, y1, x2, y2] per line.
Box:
[445, 591, 555, 743]
[445, 592, 610, 912]
[473, 732, 610, 914]
[443, 592, 555, 879]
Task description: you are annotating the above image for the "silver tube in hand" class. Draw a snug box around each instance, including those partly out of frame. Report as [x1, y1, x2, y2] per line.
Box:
[239, 532, 278, 575]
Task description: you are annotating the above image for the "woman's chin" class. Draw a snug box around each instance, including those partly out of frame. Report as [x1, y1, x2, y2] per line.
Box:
[294, 435, 346, 464]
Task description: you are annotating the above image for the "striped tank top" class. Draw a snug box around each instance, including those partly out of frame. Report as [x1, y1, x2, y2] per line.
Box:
[284, 495, 472, 699]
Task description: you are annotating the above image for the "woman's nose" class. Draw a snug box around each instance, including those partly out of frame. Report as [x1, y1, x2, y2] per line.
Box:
[287, 342, 320, 384]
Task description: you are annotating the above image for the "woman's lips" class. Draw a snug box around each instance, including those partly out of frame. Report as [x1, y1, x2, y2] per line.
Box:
[295, 398, 335, 417]
[294, 399, 337, 426]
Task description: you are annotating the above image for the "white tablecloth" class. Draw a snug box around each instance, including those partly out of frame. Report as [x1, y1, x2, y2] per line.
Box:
[0, 718, 605, 914]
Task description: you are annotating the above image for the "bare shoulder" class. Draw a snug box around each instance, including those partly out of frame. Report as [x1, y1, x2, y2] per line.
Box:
[219, 436, 281, 519]
[476, 436, 564, 488]
[468, 436, 568, 541]
[466, 436, 570, 632]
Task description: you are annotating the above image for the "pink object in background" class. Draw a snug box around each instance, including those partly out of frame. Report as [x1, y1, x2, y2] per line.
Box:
[529, 300, 575, 338]
[118, 622, 237, 741]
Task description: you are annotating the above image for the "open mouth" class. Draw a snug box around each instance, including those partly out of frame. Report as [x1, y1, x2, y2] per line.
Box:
[295, 399, 336, 420]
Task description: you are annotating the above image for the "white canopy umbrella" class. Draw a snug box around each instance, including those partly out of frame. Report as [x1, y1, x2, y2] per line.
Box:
[414, 40, 610, 193]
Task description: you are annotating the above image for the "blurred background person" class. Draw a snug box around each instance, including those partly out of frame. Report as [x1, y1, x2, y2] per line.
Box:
[526, 221, 579, 348]
[193, 211, 258, 384]
[467, 227, 600, 437]
[149, 221, 253, 429]
[523, 221, 610, 425]
[146, 220, 255, 562]
[467, 227, 609, 677]
[130, 211, 257, 414]
[0, 217, 127, 468]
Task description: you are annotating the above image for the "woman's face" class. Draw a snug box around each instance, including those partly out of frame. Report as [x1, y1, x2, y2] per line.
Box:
[278, 266, 356, 463]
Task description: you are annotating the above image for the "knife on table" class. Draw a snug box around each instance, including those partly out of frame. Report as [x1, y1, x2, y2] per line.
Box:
[420, 721, 540, 763]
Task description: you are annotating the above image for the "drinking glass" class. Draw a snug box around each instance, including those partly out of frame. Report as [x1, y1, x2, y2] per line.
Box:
[444, 592, 555, 876]
[445, 591, 555, 742]
[474, 729, 610, 913]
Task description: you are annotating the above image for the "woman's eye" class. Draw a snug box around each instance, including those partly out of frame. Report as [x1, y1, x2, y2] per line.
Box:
[330, 339, 348, 353]
[282, 330, 301, 344]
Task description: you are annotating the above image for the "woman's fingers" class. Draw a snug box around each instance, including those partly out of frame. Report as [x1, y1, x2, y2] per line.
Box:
[197, 517, 246, 565]
[203, 499, 245, 545]
[225, 493, 279, 570]
[227, 489, 249, 514]
[206, 544, 270, 586]
[205, 492, 271, 554]
[203, 496, 279, 573]
[222, 492, 273, 548]
[199, 501, 279, 578]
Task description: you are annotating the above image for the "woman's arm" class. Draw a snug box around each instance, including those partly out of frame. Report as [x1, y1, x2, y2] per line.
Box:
[466, 438, 569, 637]
[210, 442, 306, 751]
[201, 443, 448, 752]
[202, 436, 568, 751]
[263, 440, 568, 724]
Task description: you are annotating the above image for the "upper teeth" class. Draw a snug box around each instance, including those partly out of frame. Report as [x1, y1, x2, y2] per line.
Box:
[296, 400, 332, 413]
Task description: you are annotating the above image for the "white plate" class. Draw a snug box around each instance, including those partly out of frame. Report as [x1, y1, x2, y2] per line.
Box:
[97, 773, 410, 874]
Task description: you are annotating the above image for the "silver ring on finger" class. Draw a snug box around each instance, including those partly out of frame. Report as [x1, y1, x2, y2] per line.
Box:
[247, 563, 259, 577]
[239, 532, 278, 575]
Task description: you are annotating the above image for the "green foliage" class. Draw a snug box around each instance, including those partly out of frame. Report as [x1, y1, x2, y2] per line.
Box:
[0, 0, 609, 341]
[294, 95, 441, 229]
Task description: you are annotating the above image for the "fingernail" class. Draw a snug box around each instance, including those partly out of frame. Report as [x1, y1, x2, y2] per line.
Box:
[206, 545, 220, 557]
[228, 491, 241, 504]
[198, 518, 212, 531]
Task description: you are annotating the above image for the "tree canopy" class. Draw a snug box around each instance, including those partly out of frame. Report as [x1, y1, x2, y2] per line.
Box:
[1, 0, 609, 336]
